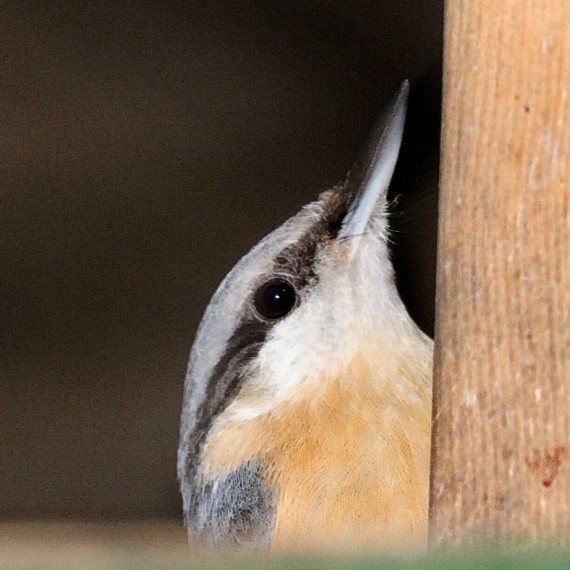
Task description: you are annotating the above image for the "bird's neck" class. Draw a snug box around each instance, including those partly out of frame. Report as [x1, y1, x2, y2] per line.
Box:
[202, 343, 432, 554]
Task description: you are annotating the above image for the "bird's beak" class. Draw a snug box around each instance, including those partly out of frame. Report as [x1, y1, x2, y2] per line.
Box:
[339, 81, 409, 240]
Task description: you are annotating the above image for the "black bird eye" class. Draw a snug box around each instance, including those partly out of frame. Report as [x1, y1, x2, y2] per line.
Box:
[253, 277, 298, 320]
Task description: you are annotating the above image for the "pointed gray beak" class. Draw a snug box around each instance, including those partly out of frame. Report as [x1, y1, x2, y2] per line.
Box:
[339, 80, 409, 239]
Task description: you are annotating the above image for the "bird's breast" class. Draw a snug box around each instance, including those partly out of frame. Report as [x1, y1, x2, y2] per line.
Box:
[200, 354, 431, 553]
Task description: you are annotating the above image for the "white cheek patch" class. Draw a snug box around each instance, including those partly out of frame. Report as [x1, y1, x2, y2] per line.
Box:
[222, 297, 351, 422]
[224, 228, 412, 421]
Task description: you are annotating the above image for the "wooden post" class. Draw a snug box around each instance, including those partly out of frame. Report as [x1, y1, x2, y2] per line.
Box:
[430, 1, 570, 547]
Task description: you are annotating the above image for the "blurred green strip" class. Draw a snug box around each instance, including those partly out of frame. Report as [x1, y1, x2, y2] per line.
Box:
[72, 551, 570, 570]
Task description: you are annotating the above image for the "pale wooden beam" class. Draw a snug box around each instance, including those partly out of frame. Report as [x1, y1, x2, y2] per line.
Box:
[430, 0, 570, 547]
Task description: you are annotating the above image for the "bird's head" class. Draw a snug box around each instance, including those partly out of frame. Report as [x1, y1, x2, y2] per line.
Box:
[178, 82, 433, 549]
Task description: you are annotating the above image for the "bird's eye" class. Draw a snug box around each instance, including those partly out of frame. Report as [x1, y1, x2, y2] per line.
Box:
[253, 277, 298, 320]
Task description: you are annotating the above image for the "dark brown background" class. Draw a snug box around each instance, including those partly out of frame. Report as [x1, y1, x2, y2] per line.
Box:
[1, 1, 442, 521]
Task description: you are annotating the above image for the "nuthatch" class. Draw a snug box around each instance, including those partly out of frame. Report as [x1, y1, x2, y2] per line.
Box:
[178, 82, 433, 554]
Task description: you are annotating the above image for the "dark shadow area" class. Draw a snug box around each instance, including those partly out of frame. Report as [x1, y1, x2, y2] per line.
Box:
[1, 1, 442, 519]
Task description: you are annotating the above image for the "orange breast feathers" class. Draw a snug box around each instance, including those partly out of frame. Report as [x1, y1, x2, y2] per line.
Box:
[200, 353, 432, 554]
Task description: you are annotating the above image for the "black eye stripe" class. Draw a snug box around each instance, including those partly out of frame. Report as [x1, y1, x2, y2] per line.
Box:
[184, 318, 268, 475]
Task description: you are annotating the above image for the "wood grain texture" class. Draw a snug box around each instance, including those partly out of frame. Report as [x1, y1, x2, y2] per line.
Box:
[430, 0, 570, 547]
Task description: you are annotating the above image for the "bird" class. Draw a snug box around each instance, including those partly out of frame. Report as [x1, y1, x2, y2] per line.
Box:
[178, 81, 433, 555]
